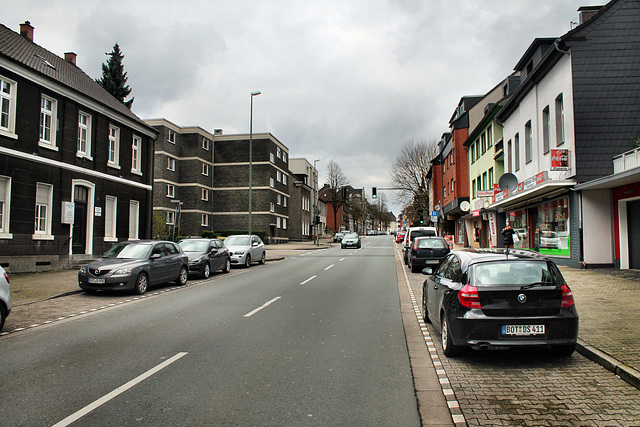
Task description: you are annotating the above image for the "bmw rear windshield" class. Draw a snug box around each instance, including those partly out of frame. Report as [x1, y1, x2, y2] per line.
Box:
[471, 261, 564, 287]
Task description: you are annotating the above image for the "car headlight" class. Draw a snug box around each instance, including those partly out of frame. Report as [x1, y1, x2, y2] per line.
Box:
[233, 251, 245, 256]
[113, 268, 133, 275]
[79, 266, 87, 274]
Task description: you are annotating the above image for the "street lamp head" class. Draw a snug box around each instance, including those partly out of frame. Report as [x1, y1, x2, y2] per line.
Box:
[251, 91, 261, 96]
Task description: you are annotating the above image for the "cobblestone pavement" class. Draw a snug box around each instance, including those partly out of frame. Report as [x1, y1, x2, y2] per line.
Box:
[401, 250, 640, 426]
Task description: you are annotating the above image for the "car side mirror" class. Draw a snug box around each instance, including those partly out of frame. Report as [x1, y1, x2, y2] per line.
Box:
[150, 253, 161, 260]
[252, 242, 259, 247]
[422, 267, 433, 275]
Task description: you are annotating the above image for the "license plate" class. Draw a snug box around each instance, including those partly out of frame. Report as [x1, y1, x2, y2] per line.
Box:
[426, 260, 440, 264]
[88, 278, 105, 284]
[502, 325, 545, 336]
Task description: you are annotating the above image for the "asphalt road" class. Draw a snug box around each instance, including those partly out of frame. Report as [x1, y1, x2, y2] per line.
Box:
[0, 237, 421, 426]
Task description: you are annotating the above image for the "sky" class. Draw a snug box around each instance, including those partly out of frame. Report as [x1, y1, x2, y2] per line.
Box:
[4, 0, 604, 215]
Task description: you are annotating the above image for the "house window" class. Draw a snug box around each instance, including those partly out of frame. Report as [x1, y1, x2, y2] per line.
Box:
[270, 202, 275, 212]
[483, 171, 488, 191]
[77, 111, 92, 157]
[128, 200, 139, 240]
[507, 140, 513, 173]
[202, 137, 210, 151]
[472, 179, 476, 198]
[525, 121, 532, 164]
[270, 152, 275, 163]
[471, 144, 476, 164]
[542, 106, 551, 154]
[277, 194, 282, 205]
[277, 147, 281, 159]
[132, 136, 142, 174]
[514, 133, 520, 171]
[108, 125, 120, 167]
[201, 214, 208, 227]
[167, 210, 175, 225]
[0, 176, 11, 235]
[105, 196, 117, 240]
[270, 177, 275, 188]
[167, 184, 175, 198]
[0, 75, 17, 136]
[487, 125, 493, 148]
[202, 163, 209, 176]
[488, 167, 494, 188]
[277, 170, 282, 183]
[277, 217, 281, 228]
[282, 218, 287, 229]
[168, 129, 176, 144]
[481, 133, 486, 155]
[283, 197, 287, 207]
[283, 174, 287, 185]
[39, 94, 57, 148]
[555, 94, 565, 146]
[167, 157, 176, 171]
[34, 183, 52, 237]
[201, 188, 209, 201]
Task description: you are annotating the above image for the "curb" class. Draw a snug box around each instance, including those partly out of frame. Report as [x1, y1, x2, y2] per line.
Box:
[577, 339, 640, 390]
[14, 290, 84, 307]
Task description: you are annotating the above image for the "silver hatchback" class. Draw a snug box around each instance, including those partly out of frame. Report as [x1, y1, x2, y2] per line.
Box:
[0, 265, 11, 331]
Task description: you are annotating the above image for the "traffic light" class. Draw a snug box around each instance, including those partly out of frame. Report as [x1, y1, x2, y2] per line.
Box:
[372, 187, 377, 199]
[418, 209, 424, 224]
[314, 216, 320, 225]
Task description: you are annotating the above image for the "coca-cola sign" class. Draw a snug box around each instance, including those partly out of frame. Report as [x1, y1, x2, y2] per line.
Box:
[551, 149, 569, 171]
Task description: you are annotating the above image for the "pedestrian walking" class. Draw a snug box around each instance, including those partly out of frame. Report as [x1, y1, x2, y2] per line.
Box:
[502, 224, 515, 249]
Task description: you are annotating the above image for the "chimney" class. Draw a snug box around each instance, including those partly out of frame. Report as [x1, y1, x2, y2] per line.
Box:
[214, 129, 223, 136]
[20, 21, 34, 41]
[578, 6, 603, 25]
[65, 52, 77, 65]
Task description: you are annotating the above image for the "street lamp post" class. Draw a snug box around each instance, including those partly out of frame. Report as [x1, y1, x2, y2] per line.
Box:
[313, 159, 320, 245]
[248, 91, 261, 235]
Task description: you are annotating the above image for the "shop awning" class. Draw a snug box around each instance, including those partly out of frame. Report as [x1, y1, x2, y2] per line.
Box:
[490, 179, 576, 211]
[573, 167, 640, 190]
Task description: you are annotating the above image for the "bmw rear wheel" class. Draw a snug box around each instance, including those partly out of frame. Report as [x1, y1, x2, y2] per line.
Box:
[259, 252, 266, 265]
[441, 314, 460, 357]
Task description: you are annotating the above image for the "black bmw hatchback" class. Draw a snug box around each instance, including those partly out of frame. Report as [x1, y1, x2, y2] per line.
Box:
[422, 249, 578, 357]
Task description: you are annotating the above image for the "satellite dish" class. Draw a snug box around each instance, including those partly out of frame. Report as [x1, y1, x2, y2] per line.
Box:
[460, 201, 470, 212]
[498, 173, 518, 191]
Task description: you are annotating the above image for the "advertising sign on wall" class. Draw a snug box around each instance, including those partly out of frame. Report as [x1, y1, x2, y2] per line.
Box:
[551, 149, 570, 171]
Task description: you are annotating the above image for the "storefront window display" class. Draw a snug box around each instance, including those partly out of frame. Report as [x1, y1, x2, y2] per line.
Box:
[508, 209, 529, 249]
[536, 197, 570, 257]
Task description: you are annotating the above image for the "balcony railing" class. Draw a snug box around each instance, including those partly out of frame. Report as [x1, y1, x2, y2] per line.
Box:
[613, 146, 640, 174]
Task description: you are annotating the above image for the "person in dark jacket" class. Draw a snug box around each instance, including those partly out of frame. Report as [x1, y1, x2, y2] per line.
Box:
[502, 224, 515, 249]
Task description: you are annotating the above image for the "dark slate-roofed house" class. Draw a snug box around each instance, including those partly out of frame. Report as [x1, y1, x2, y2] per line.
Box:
[494, 0, 640, 269]
[0, 22, 158, 272]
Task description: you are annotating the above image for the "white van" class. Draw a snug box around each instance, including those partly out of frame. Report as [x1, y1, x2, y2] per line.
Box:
[402, 226, 438, 264]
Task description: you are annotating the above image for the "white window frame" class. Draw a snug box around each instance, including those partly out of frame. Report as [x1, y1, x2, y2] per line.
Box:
[131, 135, 142, 174]
[202, 163, 209, 176]
[270, 177, 275, 188]
[0, 175, 12, 238]
[542, 106, 551, 154]
[282, 218, 287, 230]
[77, 111, 92, 159]
[277, 170, 282, 183]
[167, 184, 175, 198]
[108, 125, 120, 168]
[555, 94, 565, 147]
[270, 152, 275, 163]
[277, 216, 281, 229]
[283, 174, 287, 185]
[33, 182, 53, 239]
[167, 156, 176, 171]
[277, 146, 281, 159]
[202, 137, 210, 151]
[201, 214, 208, 227]
[167, 210, 176, 225]
[270, 202, 275, 212]
[525, 121, 532, 164]
[202, 188, 209, 201]
[168, 129, 176, 144]
[128, 200, 139, 240]
[283, 197, 287, 207]
[277, 194, 282, 205]
[104, 195, 117, 241]
[39, 94, 58, 150]
[0, 75, 17, 138]
[283, 152, 287, 163]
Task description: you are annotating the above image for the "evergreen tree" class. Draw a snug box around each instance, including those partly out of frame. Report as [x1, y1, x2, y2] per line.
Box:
[96, 43, 134, 109]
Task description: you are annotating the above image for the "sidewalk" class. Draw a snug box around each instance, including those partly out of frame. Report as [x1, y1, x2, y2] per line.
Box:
[5, 241, 640, 390]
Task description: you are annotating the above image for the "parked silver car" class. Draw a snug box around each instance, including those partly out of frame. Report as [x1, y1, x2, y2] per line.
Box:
[78, 240, 189, 295]
[0, 266, 11, 331]
[224, 235, 266, 268]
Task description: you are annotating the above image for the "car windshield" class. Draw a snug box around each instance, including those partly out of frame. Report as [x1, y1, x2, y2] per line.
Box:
[417, 239, 447, 249]
[345, 233, 358, 238]
[179, 240, 209, 252]
[472, 261, 560, 287]
[102, 243, 152, 260]
[225, 236, 250, 246]
[411, 230, 436, 240]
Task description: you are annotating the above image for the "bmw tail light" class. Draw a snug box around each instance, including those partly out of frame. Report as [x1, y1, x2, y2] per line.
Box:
[561, 284, 575, 308]
[458, 284, 481, 309]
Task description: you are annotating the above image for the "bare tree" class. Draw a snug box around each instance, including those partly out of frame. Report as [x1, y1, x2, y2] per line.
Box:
[325, 160, 349, 233]
[389, 139, 439, 211]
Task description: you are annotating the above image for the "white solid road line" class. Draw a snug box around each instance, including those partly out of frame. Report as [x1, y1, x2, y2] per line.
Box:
[52, 352, 189, 427]
[324, 264, 335, 270]
[300, 275, 317, 285]
[243, 296, 282, 317]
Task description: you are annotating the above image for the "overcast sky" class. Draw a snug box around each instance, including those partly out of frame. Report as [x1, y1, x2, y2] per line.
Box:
[5, 0, 604, 214]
